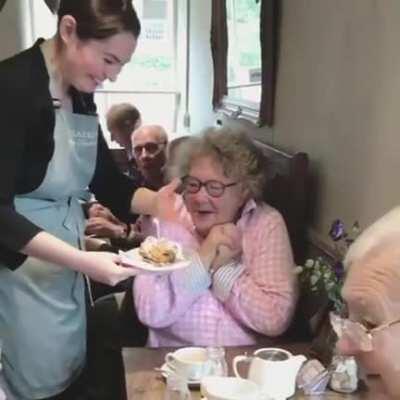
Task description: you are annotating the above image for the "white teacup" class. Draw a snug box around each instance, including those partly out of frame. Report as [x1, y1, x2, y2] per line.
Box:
[165, 347, 212, 380]
[201, 376, 261, 400]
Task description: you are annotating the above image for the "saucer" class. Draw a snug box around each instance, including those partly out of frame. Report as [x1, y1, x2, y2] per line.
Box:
[160, 363, 201, 388]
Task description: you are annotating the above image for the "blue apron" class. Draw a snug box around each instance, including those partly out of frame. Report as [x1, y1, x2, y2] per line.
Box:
[0, 109, 98, 399]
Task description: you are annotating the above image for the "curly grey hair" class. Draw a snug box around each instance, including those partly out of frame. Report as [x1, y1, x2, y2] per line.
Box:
[168, 127, 266, 200]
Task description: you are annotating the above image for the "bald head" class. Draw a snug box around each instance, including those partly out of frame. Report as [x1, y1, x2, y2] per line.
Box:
[343, 240, 400, 323]
[131, 125, 168, 189]
[344, 207, 400, 269]
[340, 208, 400, 397]
[132, 125, 168, 146]
[343, 207, 400, 323]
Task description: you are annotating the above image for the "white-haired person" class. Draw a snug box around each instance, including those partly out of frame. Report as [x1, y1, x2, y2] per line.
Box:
[333, 207, 400, 399]
[133, 127, 298, 346]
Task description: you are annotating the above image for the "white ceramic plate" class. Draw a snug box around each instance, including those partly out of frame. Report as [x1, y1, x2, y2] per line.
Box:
[119, 248, 192, 273]
[159, 363, 201, 388]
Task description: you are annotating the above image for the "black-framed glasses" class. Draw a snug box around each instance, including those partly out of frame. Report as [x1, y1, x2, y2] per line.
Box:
[182, 175, 238, 198]
[133, 141, 166, 157]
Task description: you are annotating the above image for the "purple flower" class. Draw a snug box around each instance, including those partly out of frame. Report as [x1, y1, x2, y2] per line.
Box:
[329, 219, 345, 241]
[333, 261, 344, 281]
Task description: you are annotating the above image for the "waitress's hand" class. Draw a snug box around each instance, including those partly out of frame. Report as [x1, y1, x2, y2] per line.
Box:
[77, 251, 137, 286]
[22, 231, 136, 285]
[153, 178, 183, 221]
[131, 179, 182, 220]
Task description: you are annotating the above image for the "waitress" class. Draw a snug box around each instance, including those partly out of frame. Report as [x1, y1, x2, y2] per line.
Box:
[0, 1, 173, 398]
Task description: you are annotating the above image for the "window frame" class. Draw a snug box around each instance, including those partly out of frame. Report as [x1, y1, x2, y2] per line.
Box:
[212, 0, 279, 127]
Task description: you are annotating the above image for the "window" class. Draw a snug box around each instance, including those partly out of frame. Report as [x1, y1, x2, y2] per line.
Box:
[226, 0, 261, 106]
[212, 0, 279, 126]
[30, 0, 57, 41]
[94, 0, 179, 146]
[28, 1, 179, 144]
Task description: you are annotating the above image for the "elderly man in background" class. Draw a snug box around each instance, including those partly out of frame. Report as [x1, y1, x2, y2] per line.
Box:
[107, 102, 142, 161]
[334, 207, 400, 399]
[131, 124, 168, 190]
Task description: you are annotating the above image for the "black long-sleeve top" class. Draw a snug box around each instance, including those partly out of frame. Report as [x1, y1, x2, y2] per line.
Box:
[0, 40, 138, 269]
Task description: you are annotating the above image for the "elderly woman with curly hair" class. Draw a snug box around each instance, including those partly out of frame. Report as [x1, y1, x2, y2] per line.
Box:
[133, 127, 298, 346]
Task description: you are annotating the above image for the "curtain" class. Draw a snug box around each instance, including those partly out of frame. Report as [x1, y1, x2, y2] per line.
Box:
[259, 0, 279, 127]
[210, 0, 228, 110]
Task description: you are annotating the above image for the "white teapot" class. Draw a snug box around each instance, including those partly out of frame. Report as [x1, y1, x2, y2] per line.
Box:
[233, 348, 306, 400]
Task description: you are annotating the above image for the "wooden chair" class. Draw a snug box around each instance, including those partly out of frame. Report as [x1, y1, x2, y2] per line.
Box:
[254, 140, 310, 265]
[253, 141, 311, 340]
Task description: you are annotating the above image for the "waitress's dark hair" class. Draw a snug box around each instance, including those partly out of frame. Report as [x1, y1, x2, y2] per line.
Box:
[57, 0, 141, 40]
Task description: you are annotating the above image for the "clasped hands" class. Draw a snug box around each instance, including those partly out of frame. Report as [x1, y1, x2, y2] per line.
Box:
[198, 223, 243, 274]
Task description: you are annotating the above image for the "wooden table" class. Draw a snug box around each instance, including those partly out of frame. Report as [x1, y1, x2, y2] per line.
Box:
[123, 344, 386, 399]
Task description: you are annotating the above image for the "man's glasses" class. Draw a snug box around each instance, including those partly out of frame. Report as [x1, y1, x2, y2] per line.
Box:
[330, 312, 400, 352]
[133, 141, 166, 157]
[182, 175, 237, 198]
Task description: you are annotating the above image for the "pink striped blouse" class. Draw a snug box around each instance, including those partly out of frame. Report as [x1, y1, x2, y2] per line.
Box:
[133, 199, 298, 347]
